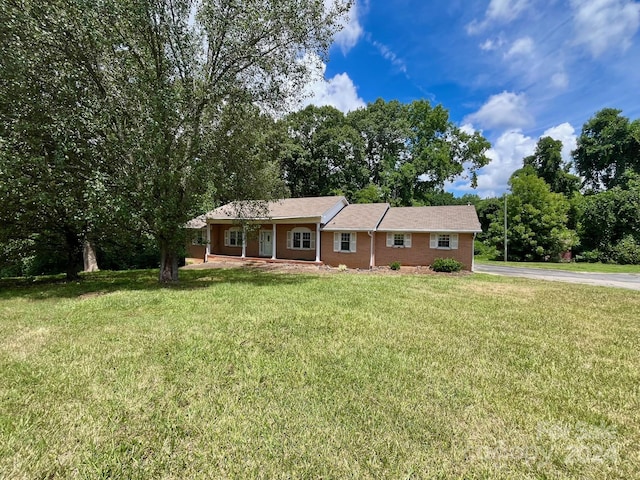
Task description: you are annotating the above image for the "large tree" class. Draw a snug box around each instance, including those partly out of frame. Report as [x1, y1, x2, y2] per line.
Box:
[1, 0, 349, 282]
[487, 170, 577, 261]
[278, 99, 491, 206]
[523, 136, 580, 196]
[0, 1, 112, 279]
[573, 108, 640, 191]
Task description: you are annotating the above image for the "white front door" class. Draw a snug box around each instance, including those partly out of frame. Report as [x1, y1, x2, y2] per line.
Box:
[259, 230, 273, 257]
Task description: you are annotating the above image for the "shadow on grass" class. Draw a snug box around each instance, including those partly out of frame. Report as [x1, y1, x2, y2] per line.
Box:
[0, 266, 318, 301]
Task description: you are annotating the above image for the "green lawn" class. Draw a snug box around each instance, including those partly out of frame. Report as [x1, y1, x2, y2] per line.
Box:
[1, 268, 639, 478]
[476, 257, 640, 274]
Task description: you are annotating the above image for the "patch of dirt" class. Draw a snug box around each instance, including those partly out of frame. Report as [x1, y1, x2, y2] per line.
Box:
[183, 259, 471, 276]
[77, 291, 109, 300]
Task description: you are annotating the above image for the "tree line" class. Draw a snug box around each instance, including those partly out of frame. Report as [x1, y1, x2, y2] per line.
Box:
[478, 108, 640, 264]
[2, 2, 638, 280]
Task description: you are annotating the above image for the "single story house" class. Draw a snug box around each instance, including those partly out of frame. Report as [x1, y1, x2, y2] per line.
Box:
[186, 196, 482, 270]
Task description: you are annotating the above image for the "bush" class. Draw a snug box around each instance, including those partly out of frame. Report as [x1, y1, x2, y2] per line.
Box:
[575, 250, 603, 263]
[474, 240, 500, 260]
[611, 236, 640, 265]
[389, 261, 401, 271]
[430, 257, 464, 272]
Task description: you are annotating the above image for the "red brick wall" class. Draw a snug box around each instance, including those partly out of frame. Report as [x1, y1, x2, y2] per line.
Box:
[374, 232, 474, 270]
[275, 223, 317, 261]
[185, 244, 206, 262]
[210, 224, 242, 256]
[321, 231, 372, 269]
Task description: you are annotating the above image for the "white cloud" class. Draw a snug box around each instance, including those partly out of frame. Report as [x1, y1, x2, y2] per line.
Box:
[571, 0, 640, 57]
[504, 36, 534, 58]
[480, 36, 506, 51]
[372, 40, 407, 73]
[486, 0, 530, 21]
[300, 54, 365, 112]
[467, 0, 530, 34]
[452, 122, 578, 197]
[330, 0, 364, 54]
[550, 71, 569, 89]
[464, 91, 534, 130]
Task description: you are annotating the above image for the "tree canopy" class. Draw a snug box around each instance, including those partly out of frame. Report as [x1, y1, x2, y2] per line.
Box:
[573, 108, 640, 191]
[277, 100, 491, 206]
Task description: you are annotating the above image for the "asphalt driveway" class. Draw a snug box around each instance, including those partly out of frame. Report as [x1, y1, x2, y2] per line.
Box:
[474, 264, 640, 291]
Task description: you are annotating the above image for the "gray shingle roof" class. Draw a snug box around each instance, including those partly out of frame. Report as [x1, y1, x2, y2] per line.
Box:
[323, 203, 390, 231]
[377, 205, 482, 232]
[204, 196, 347, 221]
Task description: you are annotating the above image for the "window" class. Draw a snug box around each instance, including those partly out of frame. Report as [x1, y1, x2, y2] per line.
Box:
[438, 234, 450, 248]
[430, 233, 458, 250]
[287, 227, 315, 250]
[386, 233, 412, 248]
[333, 232, 357, 253]
[224, 228, 243, 247]
[192, 228, 207, 245]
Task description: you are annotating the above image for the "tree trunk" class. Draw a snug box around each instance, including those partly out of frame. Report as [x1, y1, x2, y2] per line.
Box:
[159, 244, 179, 283]
[83, 239, 99, 272]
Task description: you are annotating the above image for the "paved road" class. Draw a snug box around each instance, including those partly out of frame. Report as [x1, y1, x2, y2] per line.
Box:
[474, 264, 640, 291]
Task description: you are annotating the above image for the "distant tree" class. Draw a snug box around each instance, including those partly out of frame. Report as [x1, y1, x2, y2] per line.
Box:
[579, 171, 640, 263]
[279, 105, 367, 199]
[280, 99, 490, 205]
[487, 171, 577, 261]
[346, 99, 410, 189]
[524, 137, 580, 196]
[573, 108, 640, 191]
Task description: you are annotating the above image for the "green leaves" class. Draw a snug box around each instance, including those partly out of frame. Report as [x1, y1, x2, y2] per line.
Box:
[278, 99, 491, 206]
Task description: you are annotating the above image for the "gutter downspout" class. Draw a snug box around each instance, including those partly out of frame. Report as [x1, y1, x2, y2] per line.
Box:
[315, 222, 321, 263]
[368, 230, 374, 269]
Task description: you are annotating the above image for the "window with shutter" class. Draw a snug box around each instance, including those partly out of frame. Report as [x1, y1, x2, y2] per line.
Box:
[288, 227, 314, 250]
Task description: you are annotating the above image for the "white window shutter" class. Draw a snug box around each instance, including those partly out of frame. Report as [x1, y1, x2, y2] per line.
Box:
[350, 232, 357, 252]
[386, 233, 393, 247]
[287, 231, 292, 249]
[310, 231, 316, 245]
[224, 229, 230, 247]
[405, 233, 412, 248]
[333, 232, 340, 252]
[430, 233, 437, 249]
[451, 233, 459, 250]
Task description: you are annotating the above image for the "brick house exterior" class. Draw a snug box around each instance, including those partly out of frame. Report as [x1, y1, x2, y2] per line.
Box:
[186, 197, 482, 271]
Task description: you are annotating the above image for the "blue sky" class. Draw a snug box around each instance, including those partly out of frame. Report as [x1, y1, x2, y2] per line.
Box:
[301, 0, 640, 198]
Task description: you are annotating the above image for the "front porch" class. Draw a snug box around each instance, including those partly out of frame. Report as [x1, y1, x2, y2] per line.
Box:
[206, 254, 323, 266]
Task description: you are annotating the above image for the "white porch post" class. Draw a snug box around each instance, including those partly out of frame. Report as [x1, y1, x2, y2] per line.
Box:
[205, 224, 211, 262]
[315, 222, 321, 262]
[271, 224, 277, 260]
[241, 226, 246, 258]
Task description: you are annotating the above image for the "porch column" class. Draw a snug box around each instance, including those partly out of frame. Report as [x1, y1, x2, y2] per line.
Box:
[315, 222, 321, 263]
[241, 226, 246, 258]
[271, 224, 277, 260]
[205, 224, 211, 262]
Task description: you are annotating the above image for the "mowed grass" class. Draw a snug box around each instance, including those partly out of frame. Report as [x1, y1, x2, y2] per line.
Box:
[476, 258, 640, 274]
[1, 268, 639, 479]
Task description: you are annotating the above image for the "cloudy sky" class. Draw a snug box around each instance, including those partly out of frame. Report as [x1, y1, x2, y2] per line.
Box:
[302, 0, 640, 198]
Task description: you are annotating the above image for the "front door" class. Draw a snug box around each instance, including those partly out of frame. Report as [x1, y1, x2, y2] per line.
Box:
[259, 230, 273, 257]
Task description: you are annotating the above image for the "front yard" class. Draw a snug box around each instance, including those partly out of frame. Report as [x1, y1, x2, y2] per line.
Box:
[1, 267, 638, 478]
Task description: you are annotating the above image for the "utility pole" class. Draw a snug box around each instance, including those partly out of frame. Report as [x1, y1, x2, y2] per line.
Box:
[504, 193, 508, 262]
